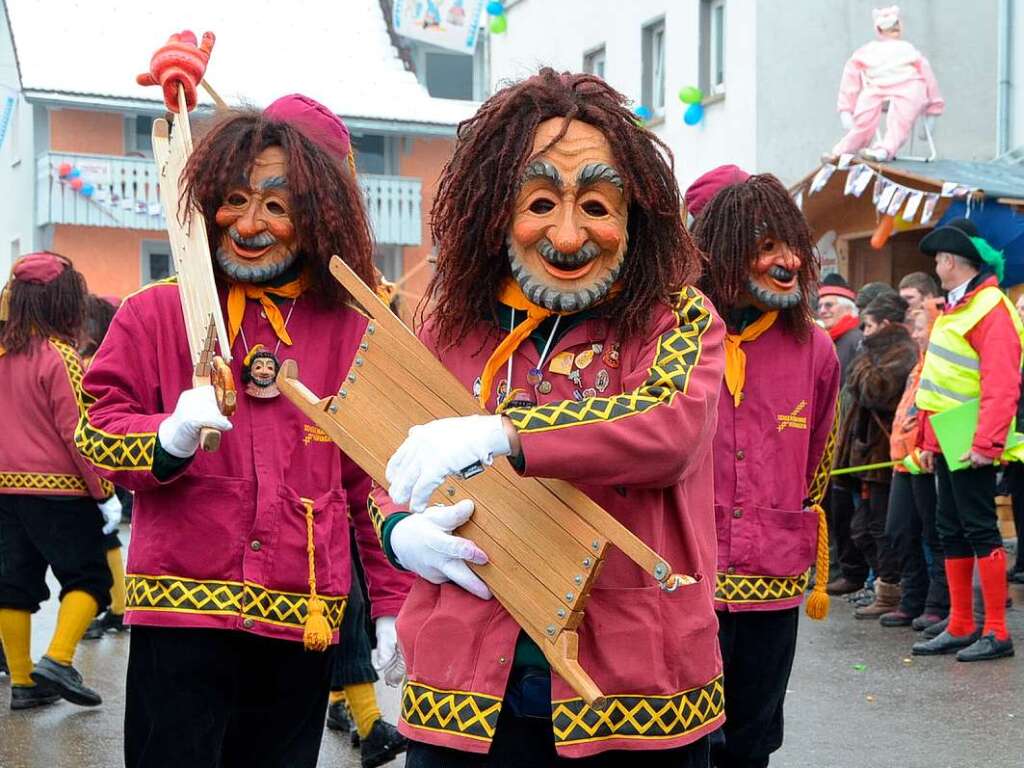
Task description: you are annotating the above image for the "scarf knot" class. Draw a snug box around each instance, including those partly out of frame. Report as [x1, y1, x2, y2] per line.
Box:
[226, 276, 308, 348]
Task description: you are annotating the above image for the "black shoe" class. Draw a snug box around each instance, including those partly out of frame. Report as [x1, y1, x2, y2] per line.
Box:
[10, 683, 61, 711]
[911, 613, 944, 632]
[1010, 570, 1024, 585]
[956, 633, 1015, 662]
[83, 611, 128, 640]
[30, 656, 101, 707]
[327, 701, 361, 744]
[912, 628, 981, 656]
[360, 719, 408, 768]
[922, 616, 949, 640]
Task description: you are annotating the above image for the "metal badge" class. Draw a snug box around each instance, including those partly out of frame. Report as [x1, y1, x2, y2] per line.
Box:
[595, 369, 610, 393]
[574, 349, 595, 370]
[537, 380, 553, 395]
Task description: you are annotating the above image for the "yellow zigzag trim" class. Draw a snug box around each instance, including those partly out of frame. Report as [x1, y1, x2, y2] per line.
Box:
[807, 396, 839, 506]
[402, 682, 503, 742]
[367, 494, 386, 547]
[715, 571, 809, 604]
[504, 287, 712, 434]
[0, 471, 87, 492]
[47, 339, 114, 496]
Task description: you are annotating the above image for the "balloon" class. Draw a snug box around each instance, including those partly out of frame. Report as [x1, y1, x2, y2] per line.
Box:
[683, 103, 704, 126]
[57, 163, 72, 178]
[634, 105, 652, 122]
[486, 1, 504, 14]
[67, 167, 81, 179]
[70, 178, 83, 191]
[81, 183, 95, 197]
[678, 85, 704, 104]
[489, 15, 507, 33]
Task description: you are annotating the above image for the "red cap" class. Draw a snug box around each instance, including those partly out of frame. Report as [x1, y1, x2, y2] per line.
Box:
[818, 285, 856, 301]
[264, 94, 351, 160]
[13, 252, 68, 285]
[685, 164, 751, 217]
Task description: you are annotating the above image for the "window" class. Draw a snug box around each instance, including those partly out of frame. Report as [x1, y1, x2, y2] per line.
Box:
[125, 114, 154, 156]
[141, 240, 174, 284]
[351, 134, 391, 175]
[700, 0, 726, 97]
[642, 19, 666, 118]
[583, 46, 606, 80]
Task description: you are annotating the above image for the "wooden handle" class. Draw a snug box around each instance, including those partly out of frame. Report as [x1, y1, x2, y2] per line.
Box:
[199, 427, 221, 452]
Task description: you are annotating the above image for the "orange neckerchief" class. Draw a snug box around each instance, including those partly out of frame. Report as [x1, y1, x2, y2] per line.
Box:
[478, 280, 621, 410]
[226, 276, 307, 348]
[723, 310, 778, 407]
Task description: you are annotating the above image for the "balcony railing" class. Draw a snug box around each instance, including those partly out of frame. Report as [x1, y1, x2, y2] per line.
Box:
[36, 152, 422, 246]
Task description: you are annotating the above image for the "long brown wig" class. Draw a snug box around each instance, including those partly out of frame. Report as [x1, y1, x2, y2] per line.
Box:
[425, 68, 701, 347]
[0, 253, 86, 354]
[692, 174, 818, 338]
[183, 110, 376, 306]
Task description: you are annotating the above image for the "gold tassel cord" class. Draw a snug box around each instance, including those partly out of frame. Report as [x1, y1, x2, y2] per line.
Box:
[301, 497, 332, 651]
[804, 504, 830, 620]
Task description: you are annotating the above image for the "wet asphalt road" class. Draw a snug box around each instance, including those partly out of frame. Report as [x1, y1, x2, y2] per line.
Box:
[2, 576, 1023, 767]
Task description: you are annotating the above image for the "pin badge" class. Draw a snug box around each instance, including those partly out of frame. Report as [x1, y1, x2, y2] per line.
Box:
[549, 351, 575, 375]
[595, 369, 610, 393]
[592, 343, 604, 355]
[568, 370, 583, 386]
[573, 388, 584, 401]
[602, 343, 621, 369]
[538, 380, 553, 395]
[574, 349, 595, 370]
[472, 377, 482, 398]
[582, 387, 597, 398]
[526, 367, 543, 385]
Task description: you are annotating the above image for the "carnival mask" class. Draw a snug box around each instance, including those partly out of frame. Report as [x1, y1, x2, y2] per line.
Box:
[746, 232, 803, 310]
[243, 349, 281, 399]
[214, 146, 299, 284]
[507, 118, 628, 313]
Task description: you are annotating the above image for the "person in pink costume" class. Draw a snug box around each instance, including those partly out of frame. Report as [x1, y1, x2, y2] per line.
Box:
[828, 6, 944, 162]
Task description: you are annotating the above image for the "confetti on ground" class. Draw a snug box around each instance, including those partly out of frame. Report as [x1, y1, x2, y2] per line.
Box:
[902, 657, 913, 665]
[865, 695, 876, 703]
[852, 663, 866, 671]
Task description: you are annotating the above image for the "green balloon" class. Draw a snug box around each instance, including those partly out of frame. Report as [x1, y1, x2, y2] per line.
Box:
[490, 15, 507, 33]
[678, 85, 704, 104]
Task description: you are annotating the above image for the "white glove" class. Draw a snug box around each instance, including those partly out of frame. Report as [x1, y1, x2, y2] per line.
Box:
[157, 385, 233, 458]
[386, 415, 510, 513]
[371, 616, 406, 687]
[97, 495, 122, 535]
[390, 500, 492, 600]
[839, 111, 854, 131]
[918, 114, 937, 140]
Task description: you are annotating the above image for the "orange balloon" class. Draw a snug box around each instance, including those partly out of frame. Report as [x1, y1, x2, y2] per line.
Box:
[871, 215, 895, 250]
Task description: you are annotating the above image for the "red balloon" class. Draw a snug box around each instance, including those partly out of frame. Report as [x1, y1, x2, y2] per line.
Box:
[70, 178, 84, 191]
[58, 162, 72, 177]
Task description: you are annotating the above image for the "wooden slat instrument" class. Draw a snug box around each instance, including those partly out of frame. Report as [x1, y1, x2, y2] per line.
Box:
[277, 256, 696, 709]
[152, 85, 235, 449]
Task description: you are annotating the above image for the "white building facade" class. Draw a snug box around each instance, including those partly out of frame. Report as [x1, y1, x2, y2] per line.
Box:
[490, 0, 1010, 190]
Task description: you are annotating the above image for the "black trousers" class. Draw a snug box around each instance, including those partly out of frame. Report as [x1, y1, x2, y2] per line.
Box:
[331, 541, 377, 689]
[0, 494, 111, 612]
[406, 709, 709, 767]
[1005, 463, 1024, 573]
[125, 626, 335, 768]
[829, 485, 869, 583]
[934, 455, 1001, 558]
[885, 472, 930, 615]
[711, 608, 799, 768]
[851, 481, 901, 583]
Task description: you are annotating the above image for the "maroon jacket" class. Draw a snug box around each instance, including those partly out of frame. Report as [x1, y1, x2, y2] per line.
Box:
[78, 279, 411, 643]
[371, 287, 726, 758]
[0, 337, 112, 499]
[918, 276, 1023, 458]
[714, 321, 839, 612]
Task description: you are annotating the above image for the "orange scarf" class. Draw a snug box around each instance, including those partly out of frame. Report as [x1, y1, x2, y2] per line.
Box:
[723, 310, 778, 407]
[226, 276, 307, 348]
[478, 280, 620, 410]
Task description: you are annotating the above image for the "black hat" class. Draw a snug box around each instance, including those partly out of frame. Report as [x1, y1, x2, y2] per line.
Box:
[821, 272, 850, 288]
[919, 218, 983, 264]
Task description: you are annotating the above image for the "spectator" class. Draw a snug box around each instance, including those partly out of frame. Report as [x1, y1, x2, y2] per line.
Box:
[818, 280, 862, 385]
[912, 218, 1022, 662]
[898, 271, 941, 314]
[1008, 292, 1024, 584]
[856, 281, 898, 313]
[834, 293, 918, 618]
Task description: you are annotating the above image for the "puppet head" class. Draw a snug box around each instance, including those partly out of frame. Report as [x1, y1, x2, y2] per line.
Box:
[0, 252, 86, 354]
[242, 344, 280, 398]
[183, 94, 375, 305]
[692, 172, 818, 337]
[873, 6, 902, 39]
[426, 68, 698, 345]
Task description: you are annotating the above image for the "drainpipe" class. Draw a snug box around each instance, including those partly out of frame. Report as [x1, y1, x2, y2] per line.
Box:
[997, 0, 1012, 156]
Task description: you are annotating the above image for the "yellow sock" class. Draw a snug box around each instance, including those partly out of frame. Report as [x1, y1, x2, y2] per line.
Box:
[107, 548, 127, 615]
[329, 690, 347, 706]
[0, 608, 33, 686]
[344, 682, 381, 739]
[46, 591, 98, 666]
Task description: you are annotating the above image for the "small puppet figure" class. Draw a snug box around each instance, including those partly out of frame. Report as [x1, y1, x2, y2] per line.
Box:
[826, 6, 944, 162]
[241, 344, 280, 399]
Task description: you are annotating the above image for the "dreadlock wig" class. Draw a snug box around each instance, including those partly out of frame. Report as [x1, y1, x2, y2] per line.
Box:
[1, 254, 86, 355]
[693, 174, 818, 338]
[183, 110, 376, 306]
[426, 68, 700, 347]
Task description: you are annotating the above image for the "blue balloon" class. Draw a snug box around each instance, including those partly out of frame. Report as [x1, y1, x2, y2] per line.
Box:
[81, 183, 95, 197]
[634, 105, 652, 121]
[68, 167, 81, 179]
[486, 1, 504, 15]
[684, 102, 704, 126]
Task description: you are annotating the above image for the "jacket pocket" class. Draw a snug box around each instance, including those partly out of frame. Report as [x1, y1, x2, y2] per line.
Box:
[733, 505, 818, 577]
[266, 485, 348, 598]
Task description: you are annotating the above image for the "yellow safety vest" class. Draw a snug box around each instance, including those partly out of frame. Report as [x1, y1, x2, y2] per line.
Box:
[916, 285, 1024, 460]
